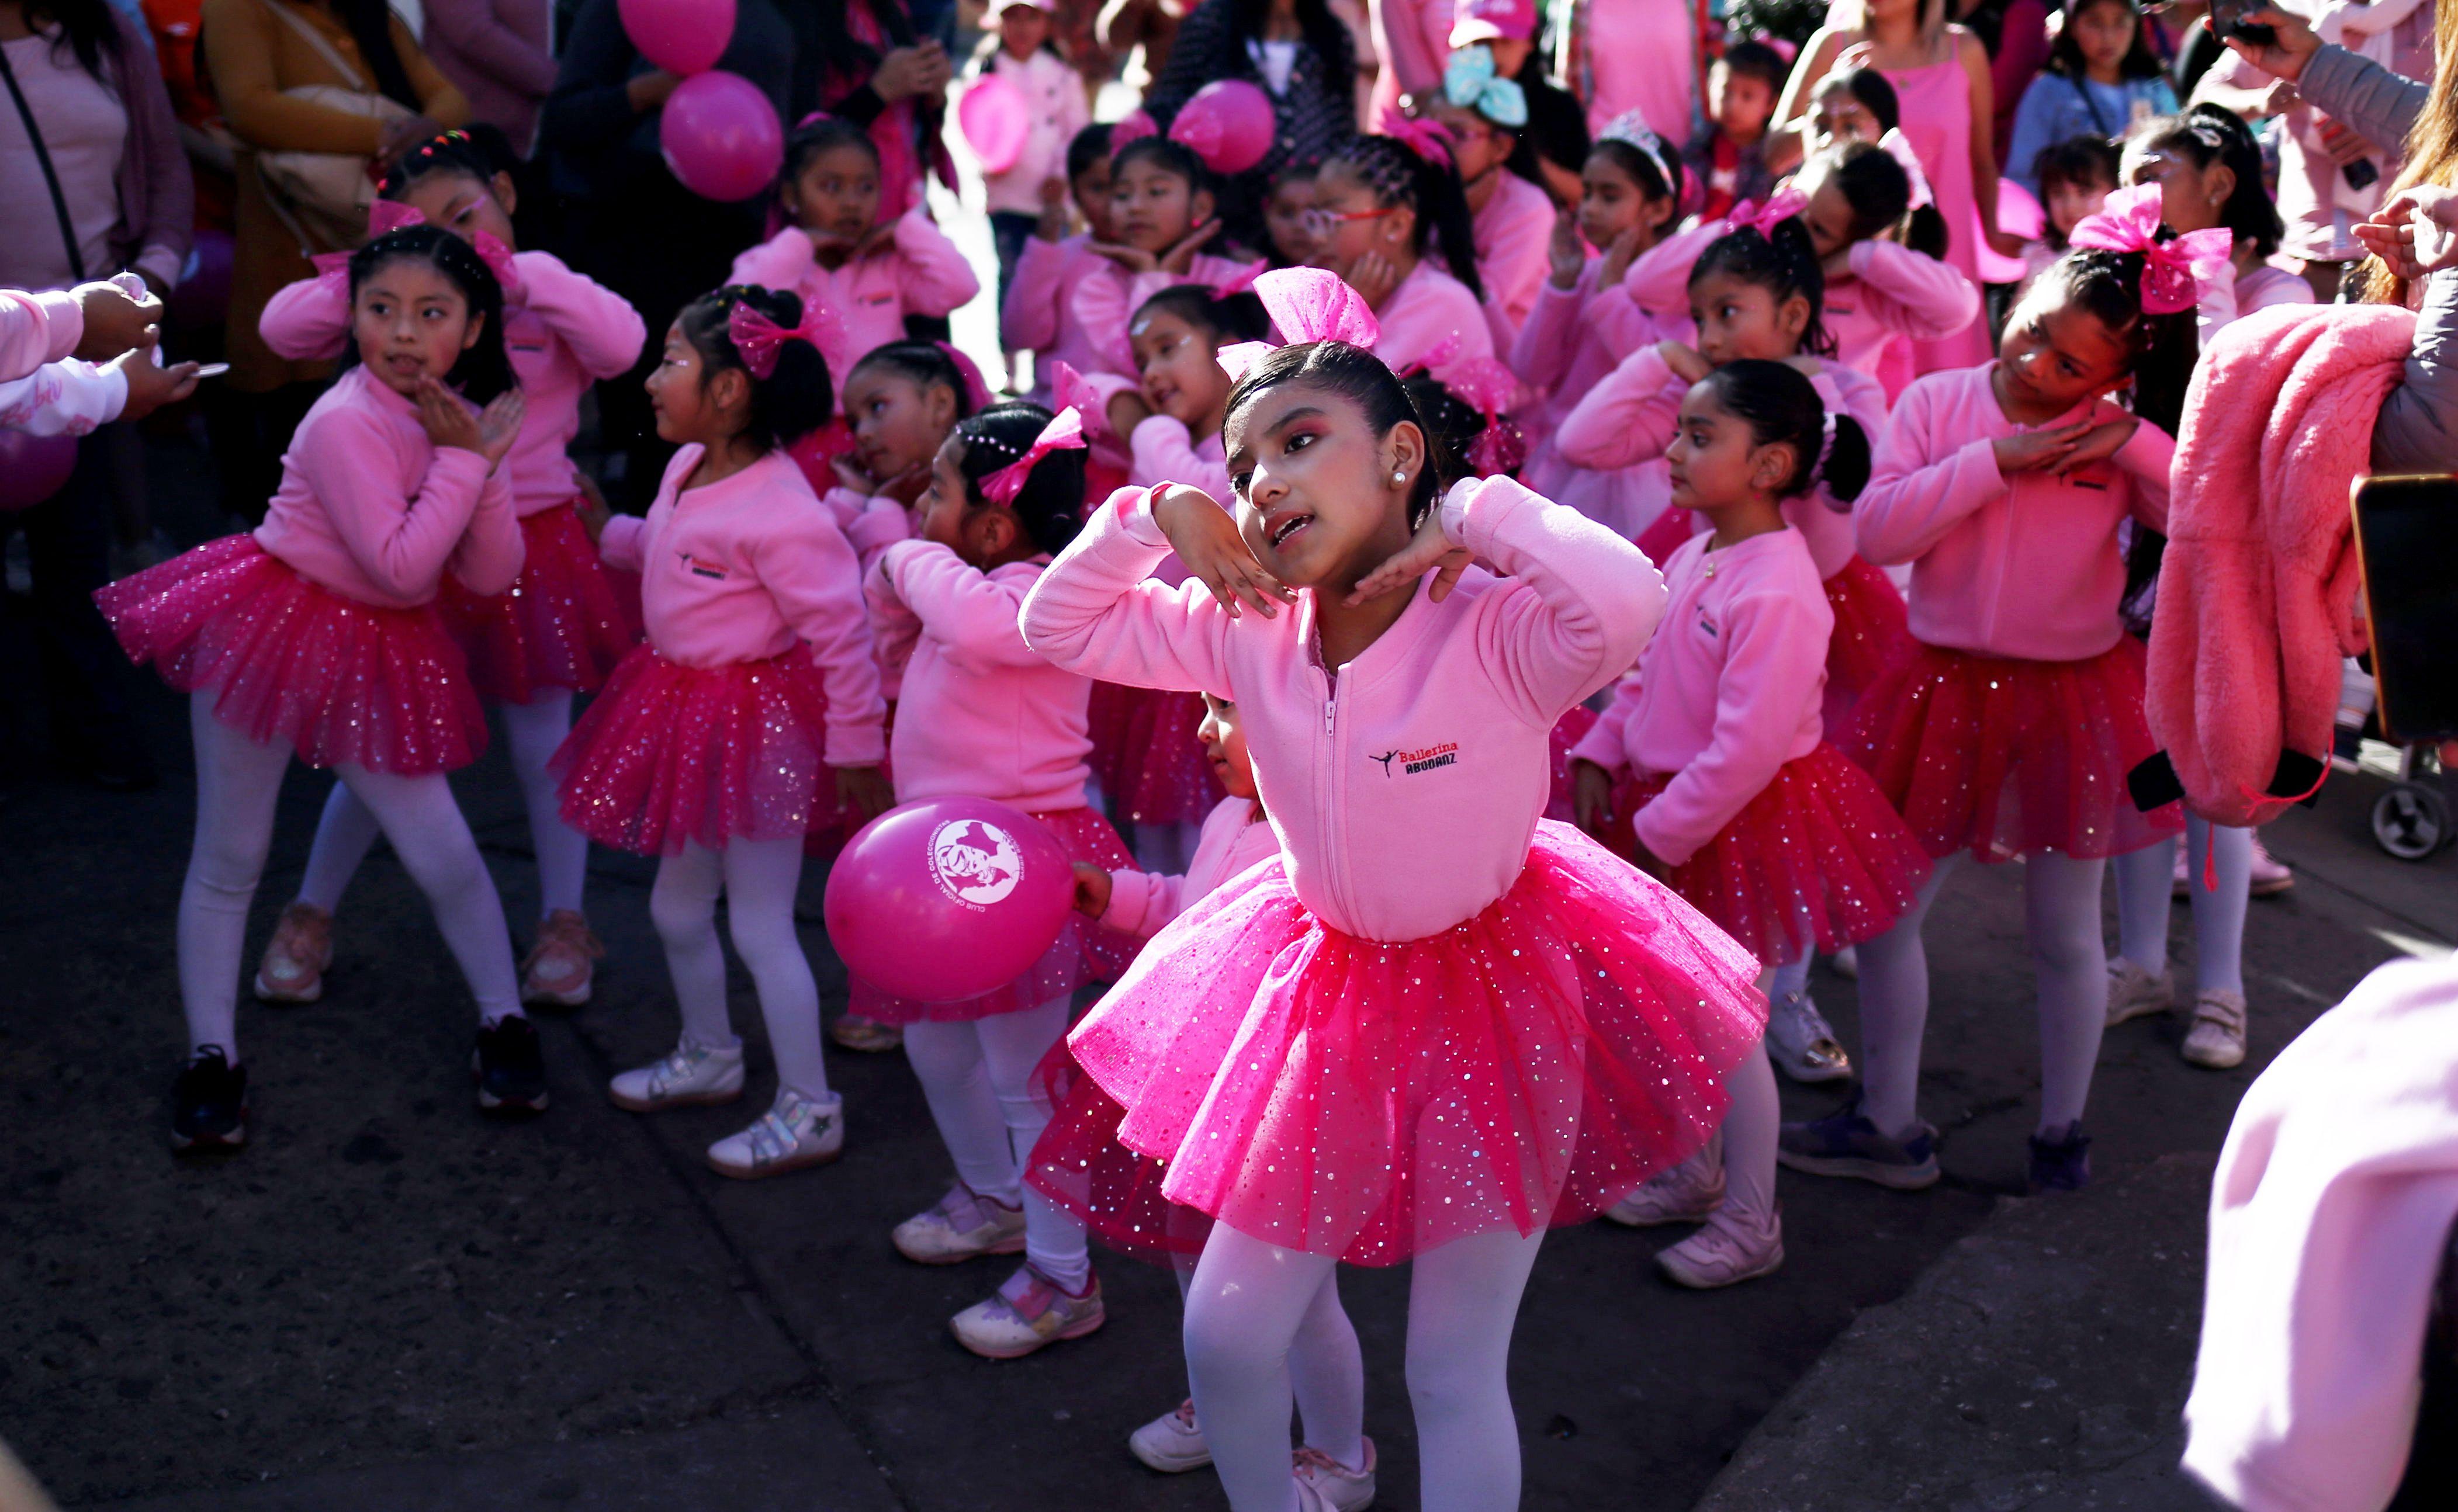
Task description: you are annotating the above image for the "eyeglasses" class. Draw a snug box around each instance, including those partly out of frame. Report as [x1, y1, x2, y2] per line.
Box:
[1296, 206, 1396, 238]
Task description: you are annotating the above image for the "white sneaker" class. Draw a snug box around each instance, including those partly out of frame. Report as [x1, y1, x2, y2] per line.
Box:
[2105, 959, 2176, 1027]
[1829, 945, 1858, 980]
[2247, 835, 2295, 897]
[1765, 989, 1853, 1083]
[1129, 1399, 1210, 1472]
[1604, 1138, 1725, 1227]
[949, 1264, 1104, 1360]
[2181, 989, 2248, 1069]
[1292, 1438, 1377, 1511]
[1656, 1208, 1785, 1289]
[705, 1088, 844, 1178]
[893, 1182, 1028, 1264]
[609, 1039, 745, 1111]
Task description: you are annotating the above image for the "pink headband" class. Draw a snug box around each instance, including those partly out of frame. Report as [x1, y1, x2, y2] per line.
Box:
[1727, 183, 1809, 238]
[1875, 129, 1934, 213]
[1377, 107, 1455, 170]
[2068, 183, 2233, 317]
[727, 296, 840, 379]
[979, 407, 1087, 504]
[1216, 267, 1383, 382]
[933, 340, 994, 412]
[1447, 356, 1526, 477]
[368, 199, 521, 296]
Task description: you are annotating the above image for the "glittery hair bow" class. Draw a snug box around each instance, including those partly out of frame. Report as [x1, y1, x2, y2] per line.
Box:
[1598, 111, 1677, 193]
[1377, 107, 1455, 170]
[978, 407, 1087, 504]
[933, 340, 993, 411]
[1207, 258, 1268, 297]
[368, 199, 521, 296]
[1442, 46, 1528, 129]
[1108, 110, 1159, 151]
[1727, 183, 1810, 238]
[1448, 356, 1527, 476]
[1216, 267, 1383, 381]
[2067, 183, 2233, 316]
[1047, 359, 1110, 439]
[1393, 333, 1462, 380]
[1875, 129, 1934, 212]
[726, 294, 842, 379]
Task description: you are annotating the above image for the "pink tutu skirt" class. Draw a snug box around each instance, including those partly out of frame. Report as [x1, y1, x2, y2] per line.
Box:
[1030, 1052, 1216, 1266]
[1545, 703, 1600, 824]
[1613, 745, 1934, 965]
[1843, 638, 2184, 863]
[96, 534, 485, 775]
[850, 806, 1143, 1025]
[552, 643, 847, 856]
[437, 502, 638, 705]
[1086, 683, 1224, 826]
[1822, 558, 1911, 734]
[1059, 821, 1767, 1265]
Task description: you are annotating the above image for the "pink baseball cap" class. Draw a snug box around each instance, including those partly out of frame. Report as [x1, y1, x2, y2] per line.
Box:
[1449, 0, 1535, 46]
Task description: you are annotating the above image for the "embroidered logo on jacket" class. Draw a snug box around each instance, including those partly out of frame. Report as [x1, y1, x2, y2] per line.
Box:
[1371, 743, 1459, 776]
[678, 551, 728, 581]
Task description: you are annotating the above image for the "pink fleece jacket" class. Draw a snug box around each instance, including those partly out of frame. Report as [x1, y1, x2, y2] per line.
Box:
[252, 365, 522, 609]
[1069, 251, 1258, 379]
[867, 542, 1091, 812]
[1473, 171, 1557, 346]
[1858, 363, 2172, 663]
[728, 211, 981, 389]
[1020, 475, 1663, 941]
[599, 446, 886, 766]
[1570, 526, 1831, 865]
[0, 352, 126, 435]
[1373, 258, 1497, 386]
[1, 286, 83, 381]
[1130, 414, 1230, 498]
[1823, 239, 1983, 403]
[1000, 233, 1111, 397]
[1101, 792, 1278, 935]
[261, 250, 646, 517]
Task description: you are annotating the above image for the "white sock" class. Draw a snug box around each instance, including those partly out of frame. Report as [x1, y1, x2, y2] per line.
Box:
[718, 836, 829, 1102]
[975, 997, 1086, 1289]
[331, 760, 524, 1025]
[294, 779, 380, 915]
[179, 692, 292, 1060]
[1720, 1018, 1780, 1229]
[1404, 1227, 1548, 1512]
[1186, 1223, 1346, 1512]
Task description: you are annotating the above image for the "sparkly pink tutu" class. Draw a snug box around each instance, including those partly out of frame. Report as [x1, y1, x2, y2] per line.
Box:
[96, 534, 485, 774]
[437, 502, 638, 705]
[1613, 744, 1934, 965]
[1822, 558, 1911, 734]
[1060, 821, 1767, 1265]
[1086, 684, 1223, 827]
[850, 806, 1143, 1024]
[1546, 703, 1600, 824]
[1843, 638, 2184, 863]
[552, 644, 847, 855]
[1030, 1053, 1216, 1266]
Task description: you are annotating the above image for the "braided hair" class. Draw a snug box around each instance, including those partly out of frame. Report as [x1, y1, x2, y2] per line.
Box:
[677, 285, 836, 453]
[376, 126, 518, 200]
[952, 401, 1088, 555]
[345, 224, 514, 403]
[1325, 134, 1486, 304]
[1690, 210, 1834, 357]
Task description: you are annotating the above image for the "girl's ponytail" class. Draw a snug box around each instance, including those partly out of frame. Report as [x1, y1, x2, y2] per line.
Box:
[1701, 359, 1867, 501]
[1821, 414, 1871, 502]
[1817, 141, 1952, 262]
[1331, 131, 1488, 304]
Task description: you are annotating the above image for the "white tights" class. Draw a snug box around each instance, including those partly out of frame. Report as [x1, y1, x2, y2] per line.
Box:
[1719, 968, 1782, 1230]
[650, 837, 830, 1104]
[1850, 849, 2110, 1138]
[1186, 1222, 1545, 1512]
[901, 997, 1089, 1289]
[2112, 818, 2250, 996]
[298, 691, 588, 923]
[1171, 1255, 1367, 1466]
[179, 691, 522, 1060]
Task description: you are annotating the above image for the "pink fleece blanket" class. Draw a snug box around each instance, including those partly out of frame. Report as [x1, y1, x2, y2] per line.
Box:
[2147, 303, 2415, 826]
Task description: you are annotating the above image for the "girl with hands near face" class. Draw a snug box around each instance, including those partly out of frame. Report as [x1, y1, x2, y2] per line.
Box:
[1303, 129, 1494, 384]
[1067, 138, 1251, 376]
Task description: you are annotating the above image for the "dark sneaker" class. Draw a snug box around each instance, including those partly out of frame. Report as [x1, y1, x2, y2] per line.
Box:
[473, 1015, 549, 1113]
[2027, 1122, 2092, 1192]
[172, 1046, 249, 1151]
[1777, 1100, 1941, 1190]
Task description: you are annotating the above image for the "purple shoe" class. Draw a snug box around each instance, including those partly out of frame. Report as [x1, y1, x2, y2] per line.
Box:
[1777, 1100, 1941, 1190]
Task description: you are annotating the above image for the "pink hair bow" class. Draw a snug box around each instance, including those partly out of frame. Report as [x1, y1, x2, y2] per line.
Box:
[1216, 266, 1383, 381]
[979, 407, 1087, 504]
[1727, 183, 1809, 238]
[1393, 332, 1462, 380]
[1875, 129, 1934, 213]
[2068, 183, 2234, 316]
[1108, 111, 1159, 151]
[1047, 360, 1109, 439]
[726, 296, 842, 379]
[367, 199, 522, 296]
[933, 340, 994, 412]
[1449, 356, 1528, 476]
[1376, 107, 1455, 170]
[1209, 258, 1267, 297]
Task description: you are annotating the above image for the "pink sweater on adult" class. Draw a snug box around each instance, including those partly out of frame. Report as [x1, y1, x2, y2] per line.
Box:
[867, 543, 1091, 812]
[1000, 233, 1111, 396]
[260, 250, 646, 517]
[1101, 793, 1279, 935]
[1068, 251, 1257, 378]
[728, 211, 981, 388]
[1569, 528, 1831, 865]
[1473, 170, 1557, 346]
[1577, 0, 1698, 144]
[1, 286, 84, 381]
[1857, 363, 2172, 663]
[1823, 239, 1982, 403]
[598, 446, 886, 766]
[1021, 475, 1663, 941]
[253, 365, 522, 610]
[1367, 0, 1456, 120]
[1372, 258, 1496, 385]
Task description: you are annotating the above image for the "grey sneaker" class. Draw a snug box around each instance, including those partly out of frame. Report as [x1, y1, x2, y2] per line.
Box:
[1778, 1102, 1941, 1190]
[609, 1039, 745, 1112]
[2181, 988, 2248, 1069]
[2106, 959, 2176, 1027]
[894, 1182, 1027, 1264]
[1128, 1399, 1210, 1473]
[1765, 989, 1853, 1083]
[1604, 1138, 1725, 1226]
[705, 1088, 844, 1178]
[950, 1265, 1103, 1359]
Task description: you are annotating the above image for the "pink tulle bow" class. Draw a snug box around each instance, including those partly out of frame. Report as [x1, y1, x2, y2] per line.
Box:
[1047, 360, 1107, 438]
[1215, 340, 1276, 383]
[365, 200, 522, 296]
[1210, 258, 1268, 297]
[934, 340, 993, 411]
[1252, 266, 1381, 348]
[1449, 356, 1526, 476]
[1109, 111, 1158, 151]
[2067, 183, 2234, 316]
[1377, 107, 1455, 170]
[727, 296, 842, 379]
[1727, 183, 1809, 238]
[1395, 332, 1462, 379]
[980, 407, 1088, 504]
[1875, 129, 1934, 213]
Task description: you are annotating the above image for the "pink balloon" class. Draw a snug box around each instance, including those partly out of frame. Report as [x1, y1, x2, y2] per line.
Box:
[824, 797, 1076, 1004]
[1170, 79, 1275, 175]
[958, 73, 1031, 176]
[619, 0, 733, 76]
[0, 431, 77, 512]
[1996, 179, 2045, 244]
[659, 70, 783, 203]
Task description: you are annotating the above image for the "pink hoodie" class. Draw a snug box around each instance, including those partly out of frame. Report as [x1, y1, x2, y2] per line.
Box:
[253, 365, 523, 609]
[1, 285, 83, 382]
[260, 250, 646, 517]
[728, 210, 981, 389]
[1473, 170, 1557, 346]
[1568, 528, 1831, 865]
[1858, 363, 2172, 663]
[599, 446, 886, 766]
[1100, 792, 1278, 935]
[1068, 251, 1258, 379]
[1373, 257, 1496, 386]
[866, 541, 1092, 812]
[1000, 233, 1112, 397]
[1020, 475, 1664, 941]
[1822, 239, 1983, 403]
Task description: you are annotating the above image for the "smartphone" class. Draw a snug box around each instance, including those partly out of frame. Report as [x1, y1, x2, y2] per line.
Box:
[190, 362, 230, 378]
[2349, 474, 2458, 743]
[2343, 157, 2381, 191]
[2208, 0, 2277, 46]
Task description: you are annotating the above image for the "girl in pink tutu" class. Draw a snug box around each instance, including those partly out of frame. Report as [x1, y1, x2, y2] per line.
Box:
[1568, 360, 1933, 1289]
[1305, 122, 1497, 384]
[1781, 205, 2196, 1197]
[1072, 137, 1252, 380]
[1017, 268, 1765, 1512]
[1792, 137, 1979, 403]
[249, 131, 648, 1013]
[855, 400, 1139, 1361]
[555, 286, 892, 1180]
[96, 224, 541, 1151]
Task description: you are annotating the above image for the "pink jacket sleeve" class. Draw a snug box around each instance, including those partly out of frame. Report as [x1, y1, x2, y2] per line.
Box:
[1855, 385, 2004, 567]
[825, 486, 912, 567]
[1445, 475, 1668, 720]
[295, 405, 508, 601]
[1130, 415, 1228, 496]
[890, 210, 983, 320]
[1508, 277, 1587, 389]
[1848, 240, 1983, 343]
[1000, 237, 1070, 353]
[1623, 220, 1725, 320]
[2115, 418, 2175, 533]
[729, 228, 817, 292]
[516, 252, 647, 379]
[1098, 865, 1183, 937]
[1566, 676, 1642, 774]
[877, 540, 1046, 671]
[598, 512, 649, 573]
[755, 512, 888, 765]
[0, 357, 126, 434]
[445, 465, 524, 597]
[1, 287, 83, 380]
[258, 265, 352, 362]
[1630, 588, 1829, 866]
[861, 561, 924, 700]
[1017, 485, 1238, 695]
[1555, 346, 1683, 469]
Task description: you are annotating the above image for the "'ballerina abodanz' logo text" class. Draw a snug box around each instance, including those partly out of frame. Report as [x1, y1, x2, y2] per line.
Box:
[1370, 743, 1459, 777]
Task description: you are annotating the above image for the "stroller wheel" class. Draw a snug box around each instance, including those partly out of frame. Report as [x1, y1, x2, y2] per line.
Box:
[2372, 783, 2452, 861]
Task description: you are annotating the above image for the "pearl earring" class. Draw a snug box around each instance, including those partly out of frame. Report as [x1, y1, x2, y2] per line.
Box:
[1393, 470, 1407, 484]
